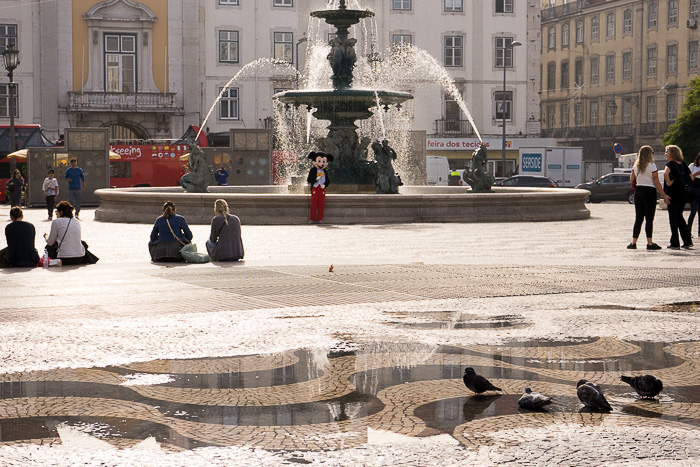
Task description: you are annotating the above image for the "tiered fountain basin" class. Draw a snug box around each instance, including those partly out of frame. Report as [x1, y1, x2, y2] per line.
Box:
[94, 186, 590, 225]
[275, 89, 414, 121]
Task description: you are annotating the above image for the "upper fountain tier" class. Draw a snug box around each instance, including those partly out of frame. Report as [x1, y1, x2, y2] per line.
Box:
[310, 1, 374, 35]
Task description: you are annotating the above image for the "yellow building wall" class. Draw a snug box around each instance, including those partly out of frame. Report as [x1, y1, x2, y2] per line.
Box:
[72, 0, 168, 93]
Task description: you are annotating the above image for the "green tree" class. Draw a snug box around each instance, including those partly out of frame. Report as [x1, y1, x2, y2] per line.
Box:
[663, 76, 700, 163]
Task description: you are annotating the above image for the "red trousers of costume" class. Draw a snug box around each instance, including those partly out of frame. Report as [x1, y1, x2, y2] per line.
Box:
[310, 185, 326, 221]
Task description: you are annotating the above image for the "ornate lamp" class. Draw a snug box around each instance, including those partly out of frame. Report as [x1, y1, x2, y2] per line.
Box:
[3, 45, 20, 172]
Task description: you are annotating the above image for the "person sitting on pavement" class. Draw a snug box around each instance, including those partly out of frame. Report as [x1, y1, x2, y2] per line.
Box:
[44, 201, 89, 265]
[206, 199, 244, 262]
[0, 206, 40, 268]
[149, 201, 193, 262]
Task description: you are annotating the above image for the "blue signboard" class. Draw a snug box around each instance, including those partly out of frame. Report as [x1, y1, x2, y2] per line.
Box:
[521, 153, 542, 172]
[566, 164, 580, 170]
[548, 164, 562, 170]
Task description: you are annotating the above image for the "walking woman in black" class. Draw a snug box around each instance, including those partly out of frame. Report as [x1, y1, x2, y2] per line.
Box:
[663, 145, 693, 249]
[628, 145, 669, 250]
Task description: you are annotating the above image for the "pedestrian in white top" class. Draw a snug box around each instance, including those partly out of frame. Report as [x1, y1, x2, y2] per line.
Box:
[42, 169, 60, 220]
[628, 145, 670, 250]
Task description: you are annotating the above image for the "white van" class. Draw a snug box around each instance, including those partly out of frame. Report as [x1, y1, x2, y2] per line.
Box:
[426, 156, 450, 186]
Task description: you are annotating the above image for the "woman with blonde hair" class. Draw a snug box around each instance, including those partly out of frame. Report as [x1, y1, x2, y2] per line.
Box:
[663, 145, 693, 249]
[628, 145, 669, 250]
[149, 201, 193, 261]
[206, 199, 244, 261]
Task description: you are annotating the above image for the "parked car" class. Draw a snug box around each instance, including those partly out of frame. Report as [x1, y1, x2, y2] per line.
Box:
[497, 175, 559, 187]
[576, 173, 634, 204]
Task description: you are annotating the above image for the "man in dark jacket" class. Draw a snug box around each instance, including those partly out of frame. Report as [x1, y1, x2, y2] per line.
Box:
[2, 206, 40, 267]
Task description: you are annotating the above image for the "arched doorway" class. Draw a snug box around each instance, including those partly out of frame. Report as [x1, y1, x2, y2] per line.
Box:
[108, 123, 148, 142]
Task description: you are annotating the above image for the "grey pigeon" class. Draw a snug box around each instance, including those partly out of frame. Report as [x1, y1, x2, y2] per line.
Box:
[576, 379, 612, 411]
[518, 386, 552, 410]
[463, 367, 502, 394]
[620, 374, 663, 399]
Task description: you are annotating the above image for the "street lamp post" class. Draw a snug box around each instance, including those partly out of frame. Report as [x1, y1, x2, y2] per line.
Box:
[3, 45, 20, 174]
[501, 40, 521, 178]
[295, 36, 307, 88]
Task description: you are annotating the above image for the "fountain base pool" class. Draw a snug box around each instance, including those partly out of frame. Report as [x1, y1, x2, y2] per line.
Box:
[94, 186, 590, 225]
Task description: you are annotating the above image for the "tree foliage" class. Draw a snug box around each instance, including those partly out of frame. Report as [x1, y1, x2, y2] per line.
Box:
[663, 76, 700, 163]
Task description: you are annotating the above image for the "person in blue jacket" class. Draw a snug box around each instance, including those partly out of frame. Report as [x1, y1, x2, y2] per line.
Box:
[148, 201, 193, 262]
[215, 163, 229, 186]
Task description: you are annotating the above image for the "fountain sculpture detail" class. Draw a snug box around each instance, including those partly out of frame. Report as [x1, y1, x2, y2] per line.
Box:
[274, 0, 412, 186]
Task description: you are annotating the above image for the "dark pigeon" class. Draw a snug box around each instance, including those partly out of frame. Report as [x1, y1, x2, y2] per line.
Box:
[518, 386, 552, 410]
[463, 367, 502, 394]
[620, 374, 663, 399]
[577, 379, 612, 411]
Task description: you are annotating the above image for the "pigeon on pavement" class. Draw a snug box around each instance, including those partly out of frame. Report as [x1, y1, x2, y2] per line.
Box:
[463, 367, 502, 394]
[577, 379, 612, 411]
[620, 374, 663, 399]
[518, 386, 553, 410]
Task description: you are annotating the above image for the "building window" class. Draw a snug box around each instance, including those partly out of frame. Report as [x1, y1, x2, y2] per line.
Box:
[591, 16, 599, 41]
[590, 55, 599, 84]
[560, 103, 569, 129]
[622, 52, 632, 80]
[445, 0, 463, 12]
[495, 91, 513, 121]
[562, 23, 570, 47]
[495, 0, 513, 13]
[606, 13, 615, 37]
[667, 44, 678, 75]
[495, 37, 515, 68]
[623, 9, 632, 34]
[393, 0, 411, 10]
[105, 34, 136, 93]
[606, 100, 616, 125]
[605, 54, 615, 82]
[219, 87, 239, 120]
[646, 96, 656, 122]
[574, 58, 583, 85]
[548, 27, 556, 49]
[622, 98, 632, 125]
[648, 3, 658, 28]
[547, 62, 556, 90]
[0, 84, 18, 118]
[690, 41, 699, 71]
[692, 0, 700, 19]
[647, 47, 657, 76]
[274, 0, 293, 6]
[667, 94, 677, 121]
[444, 36, 463, 67]
[668, 1, 679, 26]
[547, 105, 556, 128]
[219, 30, 239, 63]
[392, 34, 412, 46]
[274, 32, 293, 63]
[561, 60, 569, 89]
[0, 24, 18, 51]
[590, 100, 598, 126]
[576, 21, 584, 43]
[219, 0, 239, 4]
[445, 96, 461, 130]
[574, 102, 583, 126]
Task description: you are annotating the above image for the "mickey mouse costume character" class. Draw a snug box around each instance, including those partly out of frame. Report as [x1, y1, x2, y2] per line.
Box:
[307, 151, 334, 223]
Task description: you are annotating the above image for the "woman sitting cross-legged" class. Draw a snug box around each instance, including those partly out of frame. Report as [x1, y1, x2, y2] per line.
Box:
[149, 201, 193, 262]
[206, 199, 244, 262]
[44, 201, 89, 265]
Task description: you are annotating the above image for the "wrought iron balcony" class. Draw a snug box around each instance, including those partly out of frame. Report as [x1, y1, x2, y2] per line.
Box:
[67, 91, 177, 112]
[433, 119, 476, 136]
[541, 121, 672, 139]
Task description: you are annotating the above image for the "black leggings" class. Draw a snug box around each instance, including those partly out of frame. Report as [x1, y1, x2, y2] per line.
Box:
[632, 186, 657, 239]
[46, 195, 56, 217]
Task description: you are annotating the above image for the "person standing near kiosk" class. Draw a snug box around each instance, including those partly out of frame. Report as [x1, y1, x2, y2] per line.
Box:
[64, 158, 85, 220]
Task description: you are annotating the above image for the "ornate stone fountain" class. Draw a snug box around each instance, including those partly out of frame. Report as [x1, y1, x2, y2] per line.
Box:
[274, 0, 412, 185]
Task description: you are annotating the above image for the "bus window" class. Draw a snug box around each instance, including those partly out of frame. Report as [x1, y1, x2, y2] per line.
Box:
[110, 161, 132, 178]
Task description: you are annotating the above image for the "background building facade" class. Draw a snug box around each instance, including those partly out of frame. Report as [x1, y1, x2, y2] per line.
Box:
[541, 0, 700, 163]
[1, 0, 538, 177]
